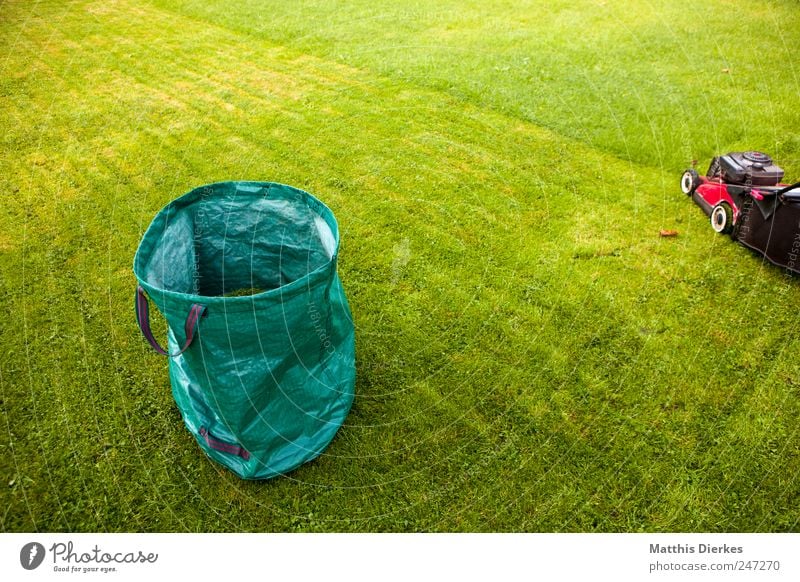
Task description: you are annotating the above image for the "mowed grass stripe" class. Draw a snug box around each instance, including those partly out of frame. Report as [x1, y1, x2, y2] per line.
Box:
[146, 0, 800, 172]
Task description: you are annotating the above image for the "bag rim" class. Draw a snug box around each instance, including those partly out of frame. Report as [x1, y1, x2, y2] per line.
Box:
[132, 181, 341, 310]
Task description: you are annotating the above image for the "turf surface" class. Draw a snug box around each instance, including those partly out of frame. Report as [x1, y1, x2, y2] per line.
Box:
[1, 0, 799, 531]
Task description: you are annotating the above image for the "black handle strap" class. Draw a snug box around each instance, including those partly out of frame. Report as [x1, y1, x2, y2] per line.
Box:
[135, 287, 206, 357]
[199, 428, 250, 461]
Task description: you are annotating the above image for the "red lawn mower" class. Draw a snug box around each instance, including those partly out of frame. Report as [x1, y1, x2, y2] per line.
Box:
[681, 151, 800, 274]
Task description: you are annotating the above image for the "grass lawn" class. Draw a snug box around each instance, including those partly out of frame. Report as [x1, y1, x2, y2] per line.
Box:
[1, 0, 799, 532]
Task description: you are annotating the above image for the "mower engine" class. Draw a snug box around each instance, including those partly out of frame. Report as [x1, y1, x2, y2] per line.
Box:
[706, 151, 784, 187]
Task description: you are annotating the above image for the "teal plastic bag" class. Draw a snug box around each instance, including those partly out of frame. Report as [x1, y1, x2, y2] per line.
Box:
[133, 182, 355, 479]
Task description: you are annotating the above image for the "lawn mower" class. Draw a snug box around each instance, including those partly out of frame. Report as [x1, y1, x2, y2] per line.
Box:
[680, 151, 800, 274]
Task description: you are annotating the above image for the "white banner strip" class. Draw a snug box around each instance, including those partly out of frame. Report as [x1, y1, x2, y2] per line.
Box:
[1, 533, 798, 581]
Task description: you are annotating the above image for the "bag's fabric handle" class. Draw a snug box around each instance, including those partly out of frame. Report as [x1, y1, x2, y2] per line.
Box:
[135, 286, 206, 357]
[199, 427, 250, 461]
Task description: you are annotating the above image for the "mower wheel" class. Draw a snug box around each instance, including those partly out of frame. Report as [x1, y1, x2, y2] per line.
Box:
[680, 169, 700, 195]
[710, 203, 733, 235]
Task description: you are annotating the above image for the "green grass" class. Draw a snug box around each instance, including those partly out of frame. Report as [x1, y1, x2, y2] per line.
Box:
[1, 0, 799, 532]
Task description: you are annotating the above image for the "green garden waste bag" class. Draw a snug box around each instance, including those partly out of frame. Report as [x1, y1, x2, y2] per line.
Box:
[133, 182, 355, 480]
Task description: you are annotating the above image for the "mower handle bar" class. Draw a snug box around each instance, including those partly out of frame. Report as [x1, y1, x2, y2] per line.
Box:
[742, 181, 800, 203]
[776, 180, 800, 199]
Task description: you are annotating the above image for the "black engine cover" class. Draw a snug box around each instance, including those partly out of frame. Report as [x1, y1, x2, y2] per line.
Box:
[708, 151, 784, 186]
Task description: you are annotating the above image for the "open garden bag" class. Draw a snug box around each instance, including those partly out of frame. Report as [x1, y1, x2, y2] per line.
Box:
[133, 182, 355, 479]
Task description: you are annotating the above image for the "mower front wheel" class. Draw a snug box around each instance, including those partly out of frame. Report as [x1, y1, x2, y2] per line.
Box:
[681, 169, 700, 195]
[711, 203, 733, 235]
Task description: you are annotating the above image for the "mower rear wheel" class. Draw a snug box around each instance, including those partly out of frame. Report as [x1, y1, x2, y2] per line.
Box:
[711, 203, 733, 235]
[681, 169, 700, 195]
